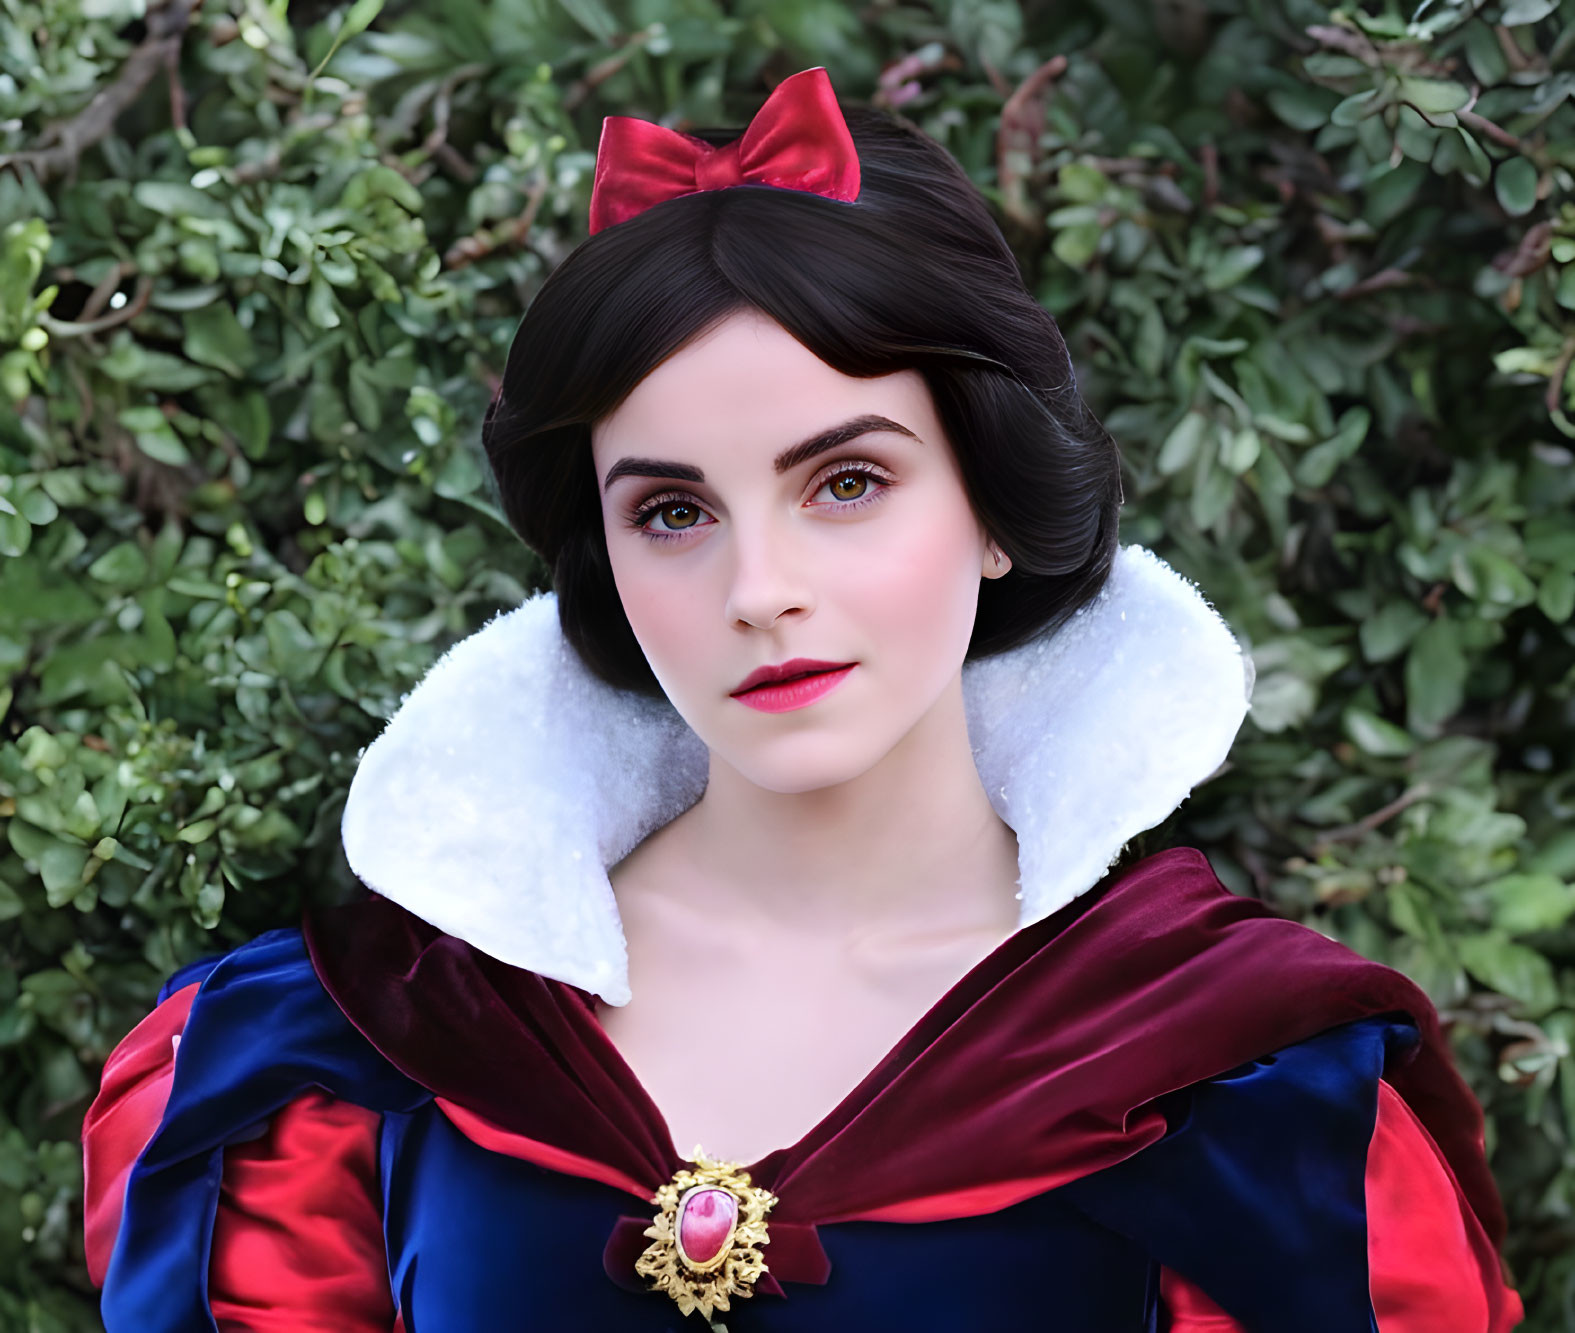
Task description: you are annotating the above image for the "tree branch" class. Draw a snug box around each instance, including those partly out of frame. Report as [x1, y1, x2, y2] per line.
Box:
[0, 0, 200, 184]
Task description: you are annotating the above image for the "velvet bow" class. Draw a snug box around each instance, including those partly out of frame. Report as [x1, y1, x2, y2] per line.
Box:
[587, 66, 861, 235]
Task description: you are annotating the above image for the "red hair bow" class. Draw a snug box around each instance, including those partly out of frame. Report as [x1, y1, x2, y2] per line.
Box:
[587, 66, 861, 235]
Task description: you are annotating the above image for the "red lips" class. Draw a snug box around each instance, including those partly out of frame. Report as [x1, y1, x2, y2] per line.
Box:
[731, 657, 854, 696]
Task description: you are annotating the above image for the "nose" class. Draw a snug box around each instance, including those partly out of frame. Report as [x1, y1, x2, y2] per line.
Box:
[722, 513, 814, 631]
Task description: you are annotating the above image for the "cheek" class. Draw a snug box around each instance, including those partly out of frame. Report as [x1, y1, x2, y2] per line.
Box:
[607, 551, 697, 674]
[844, 490, 983, 655]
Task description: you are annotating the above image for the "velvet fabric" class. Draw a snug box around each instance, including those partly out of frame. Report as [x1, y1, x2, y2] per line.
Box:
[91, 928, 1461, 1330]
[95, 931, 433, 1331]
[85, 845, 1525, 1329]
[587, 66, 860, 236]
[303, 846, 1506, 1245]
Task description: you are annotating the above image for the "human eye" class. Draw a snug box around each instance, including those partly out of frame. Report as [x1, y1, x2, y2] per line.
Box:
[623, 461, 894, 544]
[806, 461, 896, 513]
[627, 491, 717, 543]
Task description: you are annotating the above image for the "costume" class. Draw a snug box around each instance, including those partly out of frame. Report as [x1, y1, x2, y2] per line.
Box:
[81, 544, 1523, 1330]
[82, 70, 1523, 1330]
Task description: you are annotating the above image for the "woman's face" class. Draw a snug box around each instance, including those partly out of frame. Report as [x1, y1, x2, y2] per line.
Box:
[590, 309, 1008, 795]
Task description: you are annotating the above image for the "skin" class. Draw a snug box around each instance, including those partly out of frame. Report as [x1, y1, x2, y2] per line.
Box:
[589, 308, 1022, 1165]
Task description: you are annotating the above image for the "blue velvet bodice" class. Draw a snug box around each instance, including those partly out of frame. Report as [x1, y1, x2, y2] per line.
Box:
[101, 929, 1417, 1332]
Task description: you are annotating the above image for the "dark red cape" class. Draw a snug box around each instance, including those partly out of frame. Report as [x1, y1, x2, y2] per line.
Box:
[303, 845, 1507, 1254]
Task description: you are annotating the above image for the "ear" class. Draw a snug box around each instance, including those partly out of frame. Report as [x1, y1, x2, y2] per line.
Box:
[982, 543, 1013, 579]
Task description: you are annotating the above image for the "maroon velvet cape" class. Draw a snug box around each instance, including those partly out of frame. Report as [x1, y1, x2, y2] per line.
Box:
[303, 845, 1507, 1284]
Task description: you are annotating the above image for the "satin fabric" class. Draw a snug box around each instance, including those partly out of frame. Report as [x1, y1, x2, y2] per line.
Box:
[1057, 1016, 1416, 1328]
[587, 66, 861, 235]
[87, 922, 1478, 1329]
[208, 1090, 391, 1331]
[1365, 1081, 1513, 1329]
[81, 981, 198, 1287]
[302, 846, 1507, 1249]
[93, 931, 433, 1331]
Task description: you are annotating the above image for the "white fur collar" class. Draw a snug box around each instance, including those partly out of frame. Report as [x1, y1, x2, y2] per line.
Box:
[339, 544, 1254, 1005]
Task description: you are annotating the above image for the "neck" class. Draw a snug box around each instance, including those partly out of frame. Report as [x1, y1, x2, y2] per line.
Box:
[653, 672, 1022, 942]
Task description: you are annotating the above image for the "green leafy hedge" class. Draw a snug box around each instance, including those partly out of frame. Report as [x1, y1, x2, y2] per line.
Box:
[2, 0, 1572, 1327]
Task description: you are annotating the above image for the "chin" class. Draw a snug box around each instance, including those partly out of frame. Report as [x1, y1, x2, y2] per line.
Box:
[715, 728, 901, 796]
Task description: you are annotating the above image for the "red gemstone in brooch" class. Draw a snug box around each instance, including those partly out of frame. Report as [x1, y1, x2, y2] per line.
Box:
[635, 1147, 779, 1322]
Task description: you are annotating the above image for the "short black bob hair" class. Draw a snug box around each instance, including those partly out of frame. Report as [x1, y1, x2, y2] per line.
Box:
[482, 96, 1124, 698]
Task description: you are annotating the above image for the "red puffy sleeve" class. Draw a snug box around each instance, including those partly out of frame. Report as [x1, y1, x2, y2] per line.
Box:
[83, 983, 200, 1287]
[82, 986, 402, 1331]
[206, 1090, 397, 1331]
[1160, 1077, 1525, 1331]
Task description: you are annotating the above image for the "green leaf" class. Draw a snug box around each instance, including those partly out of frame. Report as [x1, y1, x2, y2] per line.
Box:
[1494, 158, 1540, 217]
[1051, 223, 1102, 269]
[1266, 85, 1337, 131]
[433, 445, 484, 499]
[132, 182, 228, 221]
[1398, 78, 1470, 115]
[99, 337, 216, 393]
[38, 843, 89, 907]
[1433, 127, 1492, 186]
[176, 817, 219, 844]
[1538, 567, 1575, 622]
[1482, 874, 1575, 934]
[1494, 346, 1552, 376]
[1219, 426, 1261, 474]
[1330, 89, 1381, 126]
[341, 164, 423, 216]
[1295, 407, 1370, 487]
[1252, 413, 1313, 444]
[1451, 545, 1537, 607]
[1302, 54, 1370, 79]
[264, 609, 321, 684]
[1365, 160, 1427, 227]
[1388, 881, 1440, 941]
[1463, 21, 1509, 83]
[1202, 246, 1264, 292]
[182, 302, 256, 377]
[122, 413, 191, 467]
[1190, 439, 1236, 531]
[14, 486, 55, 526]
[1343, 706, 1415, 757]
[1360, 601, 1428, 662]
[556, 0, 619, 41]
[1457, 931, 1559, 1012]
[87, 541, 148, 590]
[310, 0, 386, 77]
[1555, 265, 1575, 311]
[1157, 412, 1208, 476]
[1500, 0, 1558, 23]
[1057, 164, 1109, 204]
[307, 273, 341, 330]
[1405, 617, 1467, 731]
[0, 510, 30, 559]
[348, 359, 383, 430]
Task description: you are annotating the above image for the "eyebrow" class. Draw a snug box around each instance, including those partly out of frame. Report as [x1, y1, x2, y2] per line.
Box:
[600, 414, 921, 494]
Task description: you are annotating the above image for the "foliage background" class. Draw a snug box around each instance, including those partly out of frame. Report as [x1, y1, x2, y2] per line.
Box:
[1, 0, 1573, 1326]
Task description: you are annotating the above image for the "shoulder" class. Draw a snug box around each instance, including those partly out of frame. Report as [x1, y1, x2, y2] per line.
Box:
[1060, 1016, 1400, 1324]
[1063, 1011, 1524, 1330]
[85, 928, 433, 1326]
[91, 925, 424, 1153]
[83, 927, 427, 1274]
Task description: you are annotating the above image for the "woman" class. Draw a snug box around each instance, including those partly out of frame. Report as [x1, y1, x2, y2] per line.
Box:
[83, 68, 1523, 1330]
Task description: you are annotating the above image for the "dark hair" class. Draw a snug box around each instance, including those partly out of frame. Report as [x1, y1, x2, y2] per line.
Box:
[482, 97, 1123, 696]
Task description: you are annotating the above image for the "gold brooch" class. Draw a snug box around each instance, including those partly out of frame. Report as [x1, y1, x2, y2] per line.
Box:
[635, 1146, 779, 1324]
